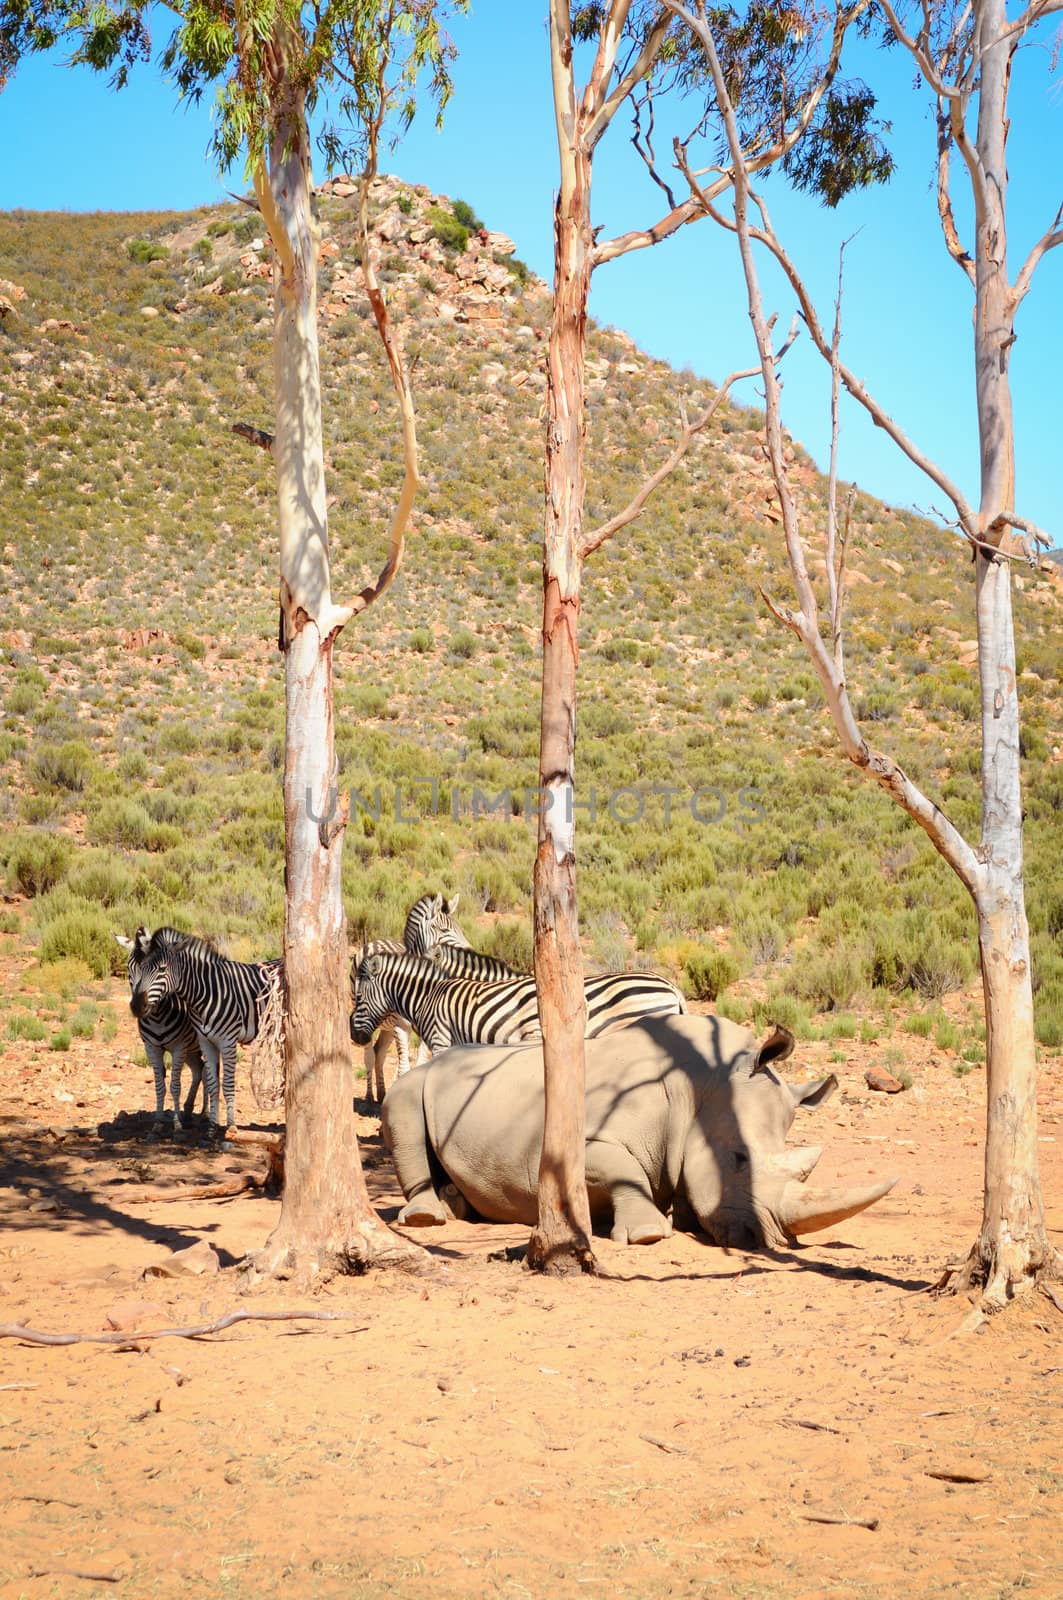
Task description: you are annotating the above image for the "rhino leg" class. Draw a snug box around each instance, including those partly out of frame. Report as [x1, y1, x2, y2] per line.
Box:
[397, 1185, 449, 1226]
[586, 1139, 672, 1246]
[382, 1070, 449, 1226]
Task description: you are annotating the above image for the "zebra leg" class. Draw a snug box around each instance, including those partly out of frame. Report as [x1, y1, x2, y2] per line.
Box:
[144, 1038, 167, 1137]
[220, 1042, 238, 1132]
[363, 1026, 391, 1104]
[169, 1047, 184, 1138]
[198, 1038, 221, 1139]
[177, 1048, 205, 1138]
[394, 1019, 412, 1077]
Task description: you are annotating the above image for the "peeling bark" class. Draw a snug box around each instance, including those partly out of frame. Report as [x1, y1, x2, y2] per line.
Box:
[243, 41, 415, 1283]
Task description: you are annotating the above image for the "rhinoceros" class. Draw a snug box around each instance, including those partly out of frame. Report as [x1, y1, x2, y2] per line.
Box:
[381, 1014, 897, 1250]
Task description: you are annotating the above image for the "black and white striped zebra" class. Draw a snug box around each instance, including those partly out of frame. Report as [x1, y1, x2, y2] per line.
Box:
[349, 950, 686, 1056]
[128, 927, 281, 1134]
[115, 927, 208, 1137]
[353, 894, 474, 1101]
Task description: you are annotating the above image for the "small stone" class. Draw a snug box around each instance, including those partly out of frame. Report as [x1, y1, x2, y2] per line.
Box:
[105, 1298, 167, 1333]
[865, 1067, 905, 1093]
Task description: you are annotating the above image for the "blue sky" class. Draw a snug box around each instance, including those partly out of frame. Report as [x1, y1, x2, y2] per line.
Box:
[2, 5, 1060, 546]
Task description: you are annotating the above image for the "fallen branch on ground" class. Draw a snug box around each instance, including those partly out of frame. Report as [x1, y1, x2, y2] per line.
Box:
[800, 1510, 880, 1531]
[0, 1309, 365, 1348]
[126, 1172, 263, 1202]
[29, 1567, 124, 1584]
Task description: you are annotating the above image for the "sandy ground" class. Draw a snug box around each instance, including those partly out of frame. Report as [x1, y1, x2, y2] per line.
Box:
[1, 972, 1061, 1600]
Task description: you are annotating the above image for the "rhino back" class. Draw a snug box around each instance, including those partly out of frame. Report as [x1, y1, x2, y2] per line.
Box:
[420, 1014, 760, 1225]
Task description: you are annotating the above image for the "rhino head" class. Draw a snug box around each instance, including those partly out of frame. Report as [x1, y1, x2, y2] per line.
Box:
[678, 1023, 897, 1250]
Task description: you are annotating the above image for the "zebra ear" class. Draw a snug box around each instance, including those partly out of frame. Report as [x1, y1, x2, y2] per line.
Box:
[366, 953, 383, 977]
[430, 893, 443, 915]
[114, 934, 133, 951]
[446, 893, 460, 915]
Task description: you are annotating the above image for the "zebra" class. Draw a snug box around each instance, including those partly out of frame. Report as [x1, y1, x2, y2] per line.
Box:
[349, 949, 687, 1057]
[115, 927, 208, 1138]
[352, 893, 474, 1102]
[128, 927, 282, 1135]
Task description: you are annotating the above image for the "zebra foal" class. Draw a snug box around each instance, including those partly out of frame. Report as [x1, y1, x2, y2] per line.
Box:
[128, 927, 281, 1135]
[349, 950, 686, 1057]
[116, 927, 207, 1137]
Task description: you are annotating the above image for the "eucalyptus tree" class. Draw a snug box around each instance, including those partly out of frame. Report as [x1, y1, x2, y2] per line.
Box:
[531, 0, 892, 1272]
[2, 0, 463, 1278]
[669, 0, 1062, 1304]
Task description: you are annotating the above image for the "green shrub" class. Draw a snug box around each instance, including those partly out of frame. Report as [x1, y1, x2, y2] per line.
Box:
[6, 681, 42, 716]
[451, 198, 485, 233]
[428, 206, 470, 253]
[69, 1005, 97, 1039]
[49, 1029, 72, 1052]
[128, 239, 167, 264]
[449, 628, 478, 659]
[934, 1016, 962, 1051]
[7, 1012, 46, 1041]
[32, 740, 95, 792]
[410, 627, 434, 653]
[68, 853, 135, 906]
[350, 685, 389, 719]
[597, 636, 640, 663]
[87, 798, 153, 849]
[39, 909, 126, 979]
[6, 832, 72, 896]
[792, 938, 869, 1010]
[683, 949, 739, 1002]
[482, 918, 534, 972]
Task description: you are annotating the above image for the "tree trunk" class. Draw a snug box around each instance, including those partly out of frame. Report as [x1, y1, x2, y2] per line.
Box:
[528, 18, 595, 1274]
[248, 69, 414, 1280]
[938, 0, 1058, 1300]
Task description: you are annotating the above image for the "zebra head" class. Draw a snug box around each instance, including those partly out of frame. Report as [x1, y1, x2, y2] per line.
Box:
[403, 892, 471, 955]
[349, 953, 390, 1045]
[115, 925, 156, 1005]
[127, 926, 189, 1020]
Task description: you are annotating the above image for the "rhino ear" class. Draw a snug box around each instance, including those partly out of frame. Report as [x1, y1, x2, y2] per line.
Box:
[789, 1074, 838, 1109]
[752, 1025, 795, 1074]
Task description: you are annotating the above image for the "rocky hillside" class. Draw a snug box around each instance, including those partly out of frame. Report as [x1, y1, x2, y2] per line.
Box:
[0, 175, 1060, 1058]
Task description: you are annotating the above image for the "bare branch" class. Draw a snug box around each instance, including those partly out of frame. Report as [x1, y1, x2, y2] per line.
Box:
[344, 95, 419, 623]
[586, 5, 672, 150]
[1010, 200, 1063, 309]
[936, 105, 976, 283]
[595, 0, 871, 267]
[631, 88, 678, 210]
[581, 359, 769, 557]
[232, 421, 275, 453]
[825, 242, 848, 660]
[676, 151, 978, 532]
[0, 1310, 366, 1348]
[693, 6, 982, 895]
[877, 0, 963, 98]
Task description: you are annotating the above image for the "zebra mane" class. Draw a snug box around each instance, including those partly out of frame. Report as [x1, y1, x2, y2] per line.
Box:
[146, 926, 221, 959]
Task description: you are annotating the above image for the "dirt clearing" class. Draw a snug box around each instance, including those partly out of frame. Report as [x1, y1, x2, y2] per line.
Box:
[1, 987, 1061, 1600]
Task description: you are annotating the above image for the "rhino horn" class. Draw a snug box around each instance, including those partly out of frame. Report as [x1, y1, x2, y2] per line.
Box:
[778, 1174, 898, 1236]
[764, 1145, 823, 1182]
